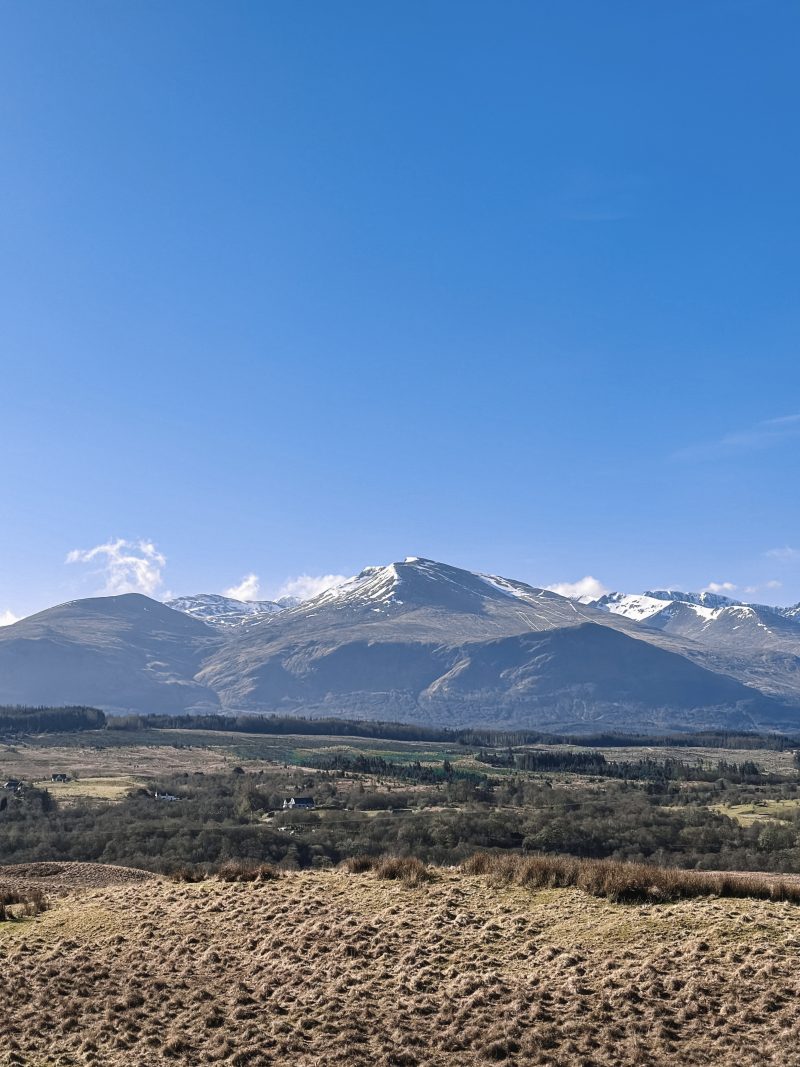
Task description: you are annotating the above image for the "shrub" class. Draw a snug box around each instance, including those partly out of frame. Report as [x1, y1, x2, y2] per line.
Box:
[169, 866, 206, 883]
[341, 855, 376, 874]
[462, 852, 800, 905]
[374, 856, 433, 886]
[0, 886, 48, 921]
[216, 861, 281, 883]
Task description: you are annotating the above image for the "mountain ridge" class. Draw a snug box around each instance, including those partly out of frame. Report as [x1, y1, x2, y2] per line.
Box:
[1, 558, 799, 730]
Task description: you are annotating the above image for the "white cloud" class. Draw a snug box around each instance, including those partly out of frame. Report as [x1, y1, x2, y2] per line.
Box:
[702, 581, 737, 595]
[274, 573, 350, 602]
[766, 579, 783, 589]
[65, 538, 166, 597]
[546, 576, 609, 601]
[765, 546, 800, 562]
[673, 413, 800, 461]
[0, 609, 19, 627]
[224, 573, 261, 601]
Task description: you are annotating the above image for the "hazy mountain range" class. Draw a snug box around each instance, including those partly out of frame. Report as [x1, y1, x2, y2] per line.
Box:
[2, 557, 800, 732]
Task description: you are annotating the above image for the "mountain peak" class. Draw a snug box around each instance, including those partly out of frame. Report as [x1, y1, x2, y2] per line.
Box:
[287, 557, 581, 625]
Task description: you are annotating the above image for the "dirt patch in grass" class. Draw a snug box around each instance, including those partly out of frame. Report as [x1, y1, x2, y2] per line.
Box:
[1, 864, 800, 1065]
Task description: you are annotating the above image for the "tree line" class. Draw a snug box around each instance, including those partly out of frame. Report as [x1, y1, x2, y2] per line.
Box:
[3, 704, 799, 755]
[486, 748, 766, 784]
[0, 705, 106, 734]
[100, 712, 800, 751]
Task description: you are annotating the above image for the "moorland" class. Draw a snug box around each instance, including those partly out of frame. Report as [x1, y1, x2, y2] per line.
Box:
[5, 708, 800, 1065]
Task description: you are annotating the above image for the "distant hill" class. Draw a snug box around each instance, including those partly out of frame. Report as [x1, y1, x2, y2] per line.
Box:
[0, 594, 221, 714]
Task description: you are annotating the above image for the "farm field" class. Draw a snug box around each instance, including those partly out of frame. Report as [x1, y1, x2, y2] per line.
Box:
[2, 860, 800, 1066]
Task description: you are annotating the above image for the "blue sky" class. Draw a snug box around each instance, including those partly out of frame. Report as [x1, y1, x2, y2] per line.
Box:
[2, 0, 799, 620]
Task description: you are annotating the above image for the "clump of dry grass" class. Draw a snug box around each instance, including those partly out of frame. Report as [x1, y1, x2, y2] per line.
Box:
[340, 855, 376, 874]
[374, 856, 433, 886]
[215, 862, 281, 883]
[0, 885, 48, 920]
[462, 852, 800, 904]
[169, 866, 207, 883]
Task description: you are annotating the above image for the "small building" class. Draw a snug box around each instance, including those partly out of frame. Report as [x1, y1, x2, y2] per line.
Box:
[282, 796, 315, 810]
[154, 791, 179, 802]
[51, 773, 70, 783]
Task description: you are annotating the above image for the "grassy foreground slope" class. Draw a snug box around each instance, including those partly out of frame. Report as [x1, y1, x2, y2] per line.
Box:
[2, 864, 800, 1066]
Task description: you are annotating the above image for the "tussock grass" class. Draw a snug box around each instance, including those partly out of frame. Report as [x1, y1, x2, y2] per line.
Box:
[462, 852, 800, 904]
[374, 856, 434, 885]
[3, 863, 800, 1065]
[215, 861, 280, 883]
[341, 854, 434, 884]
[168, 866, 207, 883]
[0, 886, 48, 921]
[341, 855, 376, 873]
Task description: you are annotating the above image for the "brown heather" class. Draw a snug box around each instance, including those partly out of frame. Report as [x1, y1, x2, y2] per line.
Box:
[215, 862, 281, 883]
[2, 860, 800, 1065]
[348, 855, 435, 885]
[463, 851, 800, 904]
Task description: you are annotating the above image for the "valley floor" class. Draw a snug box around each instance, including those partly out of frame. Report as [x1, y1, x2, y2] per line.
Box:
[2, 863, 800, 1065]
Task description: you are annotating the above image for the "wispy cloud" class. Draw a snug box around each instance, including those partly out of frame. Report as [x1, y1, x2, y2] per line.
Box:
[65, 538, 166, 597]
[765, 546, 800, 562]
[546, 576, 609, 601]
[274, 573, 349, 601]
[0, 609, 19, 627]
[672, 413, 800, 461]
[224, 573, 261, 601]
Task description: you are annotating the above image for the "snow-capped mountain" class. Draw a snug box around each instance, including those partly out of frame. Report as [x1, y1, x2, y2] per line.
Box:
[196, 557, 792, 729]
[595, 590, 746, 623]
[592, 588, 800, 689]
[283, 557, 600, 634]
[1, 557, 799, 729]
[166, 593, 299, 631]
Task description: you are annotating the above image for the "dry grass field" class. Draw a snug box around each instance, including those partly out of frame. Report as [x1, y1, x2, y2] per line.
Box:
[0, 737, 241, 782]
[2, 862, 800, 1066]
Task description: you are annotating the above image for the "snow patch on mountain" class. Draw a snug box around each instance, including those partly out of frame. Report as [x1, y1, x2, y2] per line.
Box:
[594, 592, 674, 622]
[166, 593, 287, 631]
